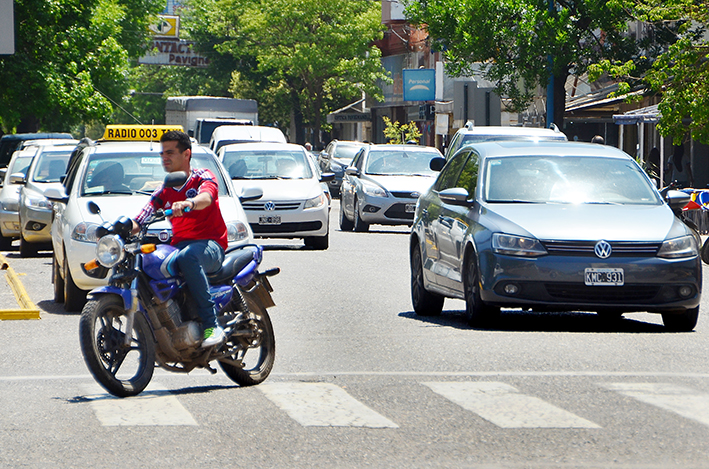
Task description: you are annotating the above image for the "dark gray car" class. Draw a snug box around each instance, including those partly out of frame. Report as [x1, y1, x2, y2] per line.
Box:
[410, 141, 701, 331]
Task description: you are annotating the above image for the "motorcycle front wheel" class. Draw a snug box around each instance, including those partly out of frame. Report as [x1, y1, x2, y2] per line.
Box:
[219, 301, 275, 386]
[79, 295, 155, 397]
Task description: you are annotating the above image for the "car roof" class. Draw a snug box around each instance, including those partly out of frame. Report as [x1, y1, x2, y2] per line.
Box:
[221, 142, 305, 152]
[366, 144, 443, 153]
[0, 132, 74, 141]
[462, 140, 631, 159]
[211, 125, 286, 140]
[88, 140, 212, 155]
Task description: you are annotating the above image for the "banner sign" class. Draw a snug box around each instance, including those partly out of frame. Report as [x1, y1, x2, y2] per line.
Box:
[403, 69, 435, 102]
[139, 40, 209, 68]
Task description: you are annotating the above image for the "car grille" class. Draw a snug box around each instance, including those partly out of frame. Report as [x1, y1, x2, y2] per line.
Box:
[242, 201, 301, 211]
[544, 283, 660, 302]
[251, 221, 322, 234]
[541, 240, 661, 257]
[384, 203, 415, 220]
[390, 191, 418, 199]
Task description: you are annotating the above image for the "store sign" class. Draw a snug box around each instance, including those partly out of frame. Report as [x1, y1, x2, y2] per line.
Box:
[149, 15, 180, 38]
[403, 69, 435, 102]
[329, 112, 372, 123]
[139, 40, 209, 68]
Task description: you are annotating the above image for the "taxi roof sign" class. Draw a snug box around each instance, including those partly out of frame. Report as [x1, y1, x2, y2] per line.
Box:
[102, 125, 184, 141]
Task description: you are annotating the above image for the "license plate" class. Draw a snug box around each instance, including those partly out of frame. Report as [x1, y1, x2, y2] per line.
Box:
[584, 268, 624, 286]
[405, 203, 416, 213]
[259, 215, 281, 225]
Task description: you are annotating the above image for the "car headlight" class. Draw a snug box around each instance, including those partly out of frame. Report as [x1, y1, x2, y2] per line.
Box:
[25, 195, 52, 210]
[657, 235, 698, 259]
[71, 222, 102, 242]
[96, 234, 125, 268]
[226, 221, 250, 242]
[492, 233, 547, 257]
[362, 182, 387, 198]
[304, 193, 326, 209]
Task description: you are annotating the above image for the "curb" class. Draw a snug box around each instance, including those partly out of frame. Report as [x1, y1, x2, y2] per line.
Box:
[0, 253, 40, 320]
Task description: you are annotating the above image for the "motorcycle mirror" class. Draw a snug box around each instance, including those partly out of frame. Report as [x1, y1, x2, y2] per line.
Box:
[165, 171, 188, 188]
[88, 201, 101, 215]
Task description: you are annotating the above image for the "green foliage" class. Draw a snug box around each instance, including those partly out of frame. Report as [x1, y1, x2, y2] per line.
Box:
[382, 116, 422, 144]
[0, 0, 163, 133]
[183, 0, 390, 145]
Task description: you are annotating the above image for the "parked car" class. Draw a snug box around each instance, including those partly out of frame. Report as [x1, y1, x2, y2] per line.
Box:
[219, 142, 334, 250]
[410, 141, 701, 331]
[0, 145, 43, 250]
[209, 125, 287, 153]
[317, 140, 368, 196]
[45, 124, 254, 312]
[17, 141, 79, 256]
[339, 144, 442, 232]
[444, 121, 567, 160]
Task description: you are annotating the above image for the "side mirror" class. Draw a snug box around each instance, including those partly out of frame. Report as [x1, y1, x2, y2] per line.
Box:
[665, 189, 691, 214]
[320, 151, 330, 159]
[345, 167, 360, 177]
[439, 187, 473, 206]
[239, 186, 263, 202]
[164, 171, 188, 188]
[319, 172, 335, 183]
[430, 157, 446, 172]
[9, 172, 27, 185]
[44, 187, 69, 204]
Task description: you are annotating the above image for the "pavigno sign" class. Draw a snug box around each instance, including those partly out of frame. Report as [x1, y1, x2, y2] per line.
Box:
[402, 69, 435, 102]
[139, 40, 210, 68]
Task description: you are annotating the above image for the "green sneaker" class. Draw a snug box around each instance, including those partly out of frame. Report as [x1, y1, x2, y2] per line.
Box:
[201, 326, 225, 348]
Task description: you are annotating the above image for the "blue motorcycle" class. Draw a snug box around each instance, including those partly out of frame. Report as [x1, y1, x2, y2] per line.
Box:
[78, 172, 278, 397]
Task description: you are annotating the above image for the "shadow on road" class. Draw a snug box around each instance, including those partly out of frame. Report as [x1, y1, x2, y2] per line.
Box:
[399, 308, 673, 333]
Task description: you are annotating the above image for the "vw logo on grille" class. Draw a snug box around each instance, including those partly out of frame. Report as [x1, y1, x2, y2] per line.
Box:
[264, 201, 276, 211]
[594, 240, 612, 259]
[410, 191, 421, 198]
[158, 230, 171, 242]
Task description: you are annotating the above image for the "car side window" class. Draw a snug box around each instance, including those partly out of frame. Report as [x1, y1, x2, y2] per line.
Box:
[352, 149, 365, 171]
[446, 132, 463, 159]
[63, 147, 88, 194]
[455, 152, 479, 197]
[434, 150, 470, 192]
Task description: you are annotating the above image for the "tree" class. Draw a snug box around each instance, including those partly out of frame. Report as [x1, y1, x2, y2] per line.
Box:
[382, 116, 422, 144]
[589, 0, 709, 145]
[403, 0, 665, 128]
[0, 0, 164, 133]
[183, 0, 390, 147]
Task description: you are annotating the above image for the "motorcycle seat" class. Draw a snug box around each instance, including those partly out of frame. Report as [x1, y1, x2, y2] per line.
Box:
[207, 246, 258, 285]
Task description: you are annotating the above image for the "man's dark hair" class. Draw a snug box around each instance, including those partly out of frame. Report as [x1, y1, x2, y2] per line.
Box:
[161, 130, 192, 152]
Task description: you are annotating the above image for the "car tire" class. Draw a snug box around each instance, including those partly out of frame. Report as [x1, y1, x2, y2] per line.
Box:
[63, 255, 87, 312]
[353, 198, 369, 232]
[0, 233, 12, 251]
[53, 253, 65, 303]
[339, 200, 354, 231]
[304, 233, 329, 250]
[662, 306, 699, 332]
[464, 252, 500, 327]
[410, 245, 443, 316]
[701, 238, 709, 265]
[19, 236, 37, 258]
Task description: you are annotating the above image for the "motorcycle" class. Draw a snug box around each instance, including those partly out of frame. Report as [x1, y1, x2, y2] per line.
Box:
[78, 172, 278, 397]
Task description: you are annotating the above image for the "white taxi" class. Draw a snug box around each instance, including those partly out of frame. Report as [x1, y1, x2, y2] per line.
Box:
[46, 125, 253, 312]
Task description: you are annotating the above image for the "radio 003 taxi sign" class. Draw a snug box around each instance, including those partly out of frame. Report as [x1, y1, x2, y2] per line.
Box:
[102, 125, 184, 141]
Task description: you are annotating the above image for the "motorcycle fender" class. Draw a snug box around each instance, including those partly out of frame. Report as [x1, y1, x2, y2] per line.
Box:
[88, 286, 133, 310]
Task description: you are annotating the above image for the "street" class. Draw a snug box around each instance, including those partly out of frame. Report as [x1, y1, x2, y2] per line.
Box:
[1, 200, 709, 468]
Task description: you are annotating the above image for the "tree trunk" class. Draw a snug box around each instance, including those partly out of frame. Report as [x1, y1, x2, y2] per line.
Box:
[290, 88, 304, 145]
[553, 71, 569, 130]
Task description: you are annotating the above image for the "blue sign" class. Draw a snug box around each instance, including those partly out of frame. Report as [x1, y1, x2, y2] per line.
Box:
[403, 69, 435, 102]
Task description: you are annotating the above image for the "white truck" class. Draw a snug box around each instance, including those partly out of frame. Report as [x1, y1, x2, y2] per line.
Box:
[165, 96, 259, 145]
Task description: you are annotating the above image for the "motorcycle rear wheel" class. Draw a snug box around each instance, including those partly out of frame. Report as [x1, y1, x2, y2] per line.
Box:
[79, 295, 155, 397]
[219, 302, 275, 386]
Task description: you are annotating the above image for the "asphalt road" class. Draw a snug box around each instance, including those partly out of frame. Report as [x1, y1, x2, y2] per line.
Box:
[1, 200, 709, 468]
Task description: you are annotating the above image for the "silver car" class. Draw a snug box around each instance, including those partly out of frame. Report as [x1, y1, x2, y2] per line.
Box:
[0, 146, 39, 250]
[411, 141, 701, 331]
[340, 144, 442, 232]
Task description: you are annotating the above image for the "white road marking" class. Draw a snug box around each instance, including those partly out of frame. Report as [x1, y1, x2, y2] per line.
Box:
[423, 381, 601, 429]
[259, 382, 398, 428]
[81, 383, 198, 426]
[603, 382, 709, 427]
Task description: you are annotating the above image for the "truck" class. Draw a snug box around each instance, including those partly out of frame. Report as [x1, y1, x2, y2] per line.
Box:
[165, 96, 259, 145]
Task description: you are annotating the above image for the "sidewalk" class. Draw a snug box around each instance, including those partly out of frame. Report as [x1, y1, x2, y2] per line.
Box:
[0, 253, 41, 320]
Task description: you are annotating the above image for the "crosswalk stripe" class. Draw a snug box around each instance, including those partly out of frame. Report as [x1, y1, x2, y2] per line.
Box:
[602, 382, 709, 427]
[423, 381, 601, 429]
[81, 383, 198, 426]
[259, 382, 399, 428]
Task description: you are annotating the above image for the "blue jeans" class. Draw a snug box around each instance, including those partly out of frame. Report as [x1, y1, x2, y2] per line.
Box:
[174, 240, 225, 329]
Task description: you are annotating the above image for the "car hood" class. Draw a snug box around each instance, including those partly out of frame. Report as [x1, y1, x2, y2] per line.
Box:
[364, 174, 436, 194]
[232, 178, 323, 201]
[489, 203, 678, 241]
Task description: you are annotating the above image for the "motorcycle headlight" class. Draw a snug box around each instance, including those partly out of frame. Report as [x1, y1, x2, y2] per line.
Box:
[492, 233, 547, 257]
[25, 195, 52, 210]
[362, 182, 387, 198]
[657, 235, 698, 259]
[96, 234, 125, 268]
[71, 222, 102, 242]
[304, 193, 326, 209]
[227, 221, 250, 242]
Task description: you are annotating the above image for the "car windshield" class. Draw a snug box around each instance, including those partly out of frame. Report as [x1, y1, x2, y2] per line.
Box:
[31, 150, 72, 183]
[8, 155, 34, 179]
[333, 144, 363, 164]
[365, 150, 440, 176]
[222, 150, 313, 180]
[483, 156, 662, 205]
[81, 153, 228, 196]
